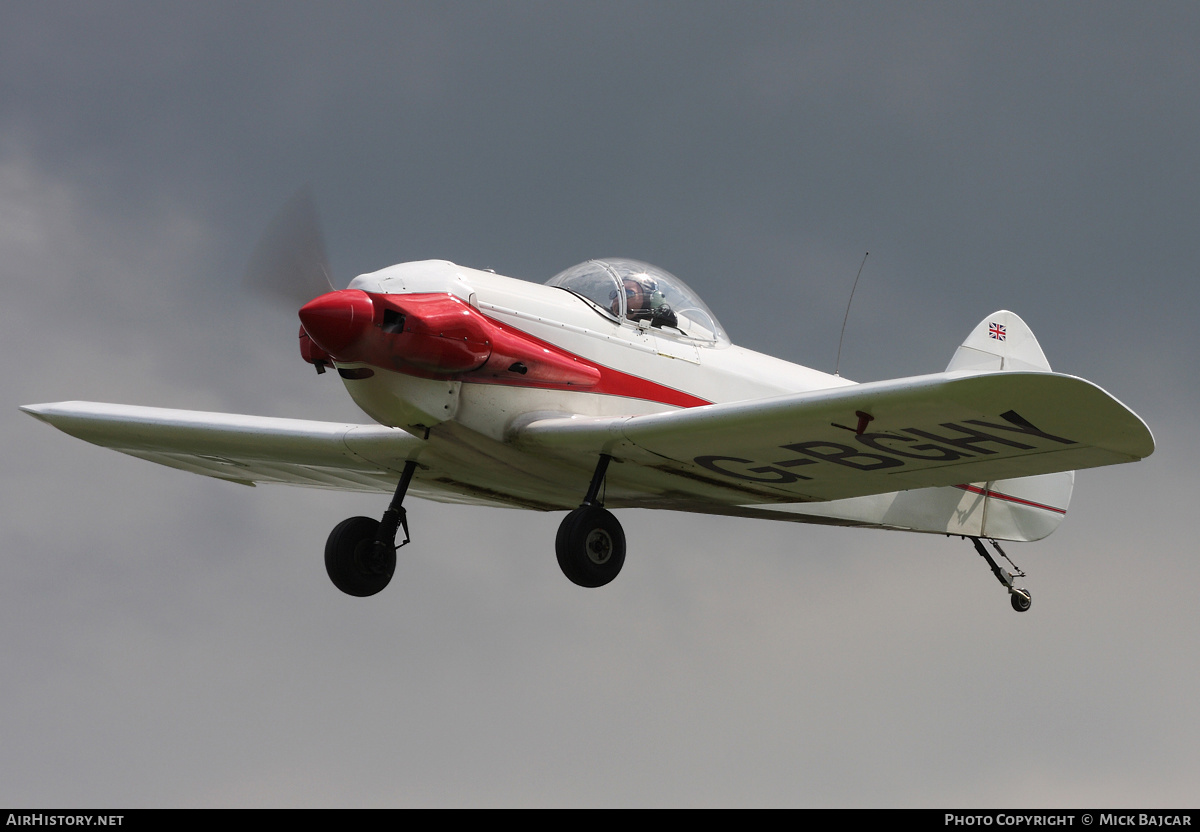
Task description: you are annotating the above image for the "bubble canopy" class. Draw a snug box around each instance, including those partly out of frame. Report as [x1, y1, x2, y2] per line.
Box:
[546, 258, 729, 345]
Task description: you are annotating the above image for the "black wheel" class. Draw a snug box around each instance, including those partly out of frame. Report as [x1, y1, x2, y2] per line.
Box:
[1010, 588, 1032, 613]
[325, 516, 395, 597]
[555, 506, 626, 588]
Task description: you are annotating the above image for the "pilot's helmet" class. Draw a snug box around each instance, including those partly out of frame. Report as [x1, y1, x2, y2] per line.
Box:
[612, 273, 665, 316]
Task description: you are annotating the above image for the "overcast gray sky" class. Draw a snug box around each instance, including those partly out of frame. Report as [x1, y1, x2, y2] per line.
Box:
[3, 2, 1197, 807]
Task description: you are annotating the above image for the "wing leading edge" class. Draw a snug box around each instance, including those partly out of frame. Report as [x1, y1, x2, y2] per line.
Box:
[20, 401, 424, 493]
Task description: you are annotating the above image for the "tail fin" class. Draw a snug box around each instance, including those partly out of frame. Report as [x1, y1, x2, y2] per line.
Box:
[948, 312, 1071, 541]
[946, 310, 1051, 373]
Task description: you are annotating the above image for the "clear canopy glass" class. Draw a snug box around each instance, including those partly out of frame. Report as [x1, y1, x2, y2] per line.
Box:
[546, 258, 728, 345]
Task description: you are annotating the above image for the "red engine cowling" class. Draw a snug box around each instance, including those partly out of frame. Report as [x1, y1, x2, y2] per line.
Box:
[371, 294, 492, 374]
[300, 290, 490, 376]
[298, 325, 332, 371]
[299, 289, 600, 388]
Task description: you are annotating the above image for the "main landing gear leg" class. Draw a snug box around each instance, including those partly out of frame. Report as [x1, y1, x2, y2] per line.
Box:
[970, 536, 1032, 613]
[325, 460, 418, 597]
[556, 454, 626, 588]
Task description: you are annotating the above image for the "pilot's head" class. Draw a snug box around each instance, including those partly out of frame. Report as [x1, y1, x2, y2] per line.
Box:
[612, 274, 658, 317]
[625, 276, 651, 311]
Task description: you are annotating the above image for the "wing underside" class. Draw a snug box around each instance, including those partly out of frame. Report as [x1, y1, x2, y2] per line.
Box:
[21, 402, 422, 493]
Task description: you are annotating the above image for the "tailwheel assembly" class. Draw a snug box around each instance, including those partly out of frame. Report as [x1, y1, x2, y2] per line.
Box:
[970, 536, 1032, 613]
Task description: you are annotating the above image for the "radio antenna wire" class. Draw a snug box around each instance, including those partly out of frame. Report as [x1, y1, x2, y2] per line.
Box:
[834, 251, 869, 377]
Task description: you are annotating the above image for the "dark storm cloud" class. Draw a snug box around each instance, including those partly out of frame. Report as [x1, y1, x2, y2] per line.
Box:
[3, 2, 1197, 806]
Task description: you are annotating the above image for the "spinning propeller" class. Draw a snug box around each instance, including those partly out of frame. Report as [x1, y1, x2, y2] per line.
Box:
[243, 187, 337, 308]
[244, 189, 373, 373]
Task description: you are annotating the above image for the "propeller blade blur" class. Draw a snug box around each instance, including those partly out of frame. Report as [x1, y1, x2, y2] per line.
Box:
[243, 187, 336, 307]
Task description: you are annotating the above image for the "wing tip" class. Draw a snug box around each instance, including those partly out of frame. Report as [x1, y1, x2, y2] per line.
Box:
[19, 402, 56, 423]
[20, 401, 103, 429]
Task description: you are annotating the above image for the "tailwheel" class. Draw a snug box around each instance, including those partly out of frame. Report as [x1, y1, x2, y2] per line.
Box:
[970, 537, 1032, 613]
[556, 505, 626, 588]
[325, 516, 394, 597]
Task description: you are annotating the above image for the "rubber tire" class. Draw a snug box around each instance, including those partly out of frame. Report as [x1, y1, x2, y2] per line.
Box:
[325, 516, 395, 597]
[1010, 588, 1032, 613]
[555, 506, 626, 588]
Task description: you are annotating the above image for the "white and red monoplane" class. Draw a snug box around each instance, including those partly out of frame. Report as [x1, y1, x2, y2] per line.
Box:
[22, 196, 1154, 611]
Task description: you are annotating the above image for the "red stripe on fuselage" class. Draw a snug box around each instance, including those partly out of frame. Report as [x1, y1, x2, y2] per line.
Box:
[360, 293, 712, 409]
[953, 484, 1067, 514]
[464, 310, 711, 408]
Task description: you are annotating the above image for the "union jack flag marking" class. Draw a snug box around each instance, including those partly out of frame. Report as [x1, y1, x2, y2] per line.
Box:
[989, 322, 1006, 341]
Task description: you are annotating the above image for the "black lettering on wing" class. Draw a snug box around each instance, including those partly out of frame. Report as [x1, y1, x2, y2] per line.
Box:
[963, 410, 1076, 445]
[693, 455, 812, 483]
[902, 423, 1035, 455]
[854, 432, 973, 461]
[781, 441, 904, 471]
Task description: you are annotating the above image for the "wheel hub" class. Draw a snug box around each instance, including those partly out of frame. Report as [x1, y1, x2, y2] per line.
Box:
[353, 539, 390, 575]
[584, 528, 613, 564]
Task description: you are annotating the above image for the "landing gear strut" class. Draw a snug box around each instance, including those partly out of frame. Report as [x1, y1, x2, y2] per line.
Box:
[970, 537, 1032, 613]
[556, 454, 626, 588]
[325, 459, 418, 597]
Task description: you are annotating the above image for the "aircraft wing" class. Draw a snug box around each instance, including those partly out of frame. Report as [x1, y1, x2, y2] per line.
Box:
[22, 370, 1154, 512]
[514, 370, 1155, 503]
[20, 401, 424, 492]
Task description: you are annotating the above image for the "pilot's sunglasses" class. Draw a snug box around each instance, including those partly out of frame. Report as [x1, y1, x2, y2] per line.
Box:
[610, 282, 656, 300]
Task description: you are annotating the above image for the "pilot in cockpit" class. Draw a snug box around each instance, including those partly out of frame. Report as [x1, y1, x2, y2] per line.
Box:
[612, 274, 678, 329]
